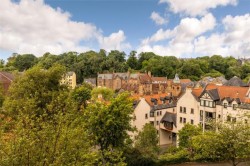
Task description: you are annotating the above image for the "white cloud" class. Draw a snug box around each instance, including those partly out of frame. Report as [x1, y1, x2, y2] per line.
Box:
[150, 11, 168, 25]
[0, 0, 130, 56]
[138, 13, 216, 57]
[98, 30, 131, 52]
[194, 14, 250, 57]
[159, 0, 237, 16]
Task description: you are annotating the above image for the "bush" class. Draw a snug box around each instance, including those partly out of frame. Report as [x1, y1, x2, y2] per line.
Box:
[159, 147, 189, 165]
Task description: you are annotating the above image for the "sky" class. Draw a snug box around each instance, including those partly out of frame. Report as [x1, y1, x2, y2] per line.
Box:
[0, 0, 250, 60]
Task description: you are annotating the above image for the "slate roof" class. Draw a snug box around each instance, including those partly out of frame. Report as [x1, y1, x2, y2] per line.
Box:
[224, 76, 248, 87]
[160, 112, 177, 127]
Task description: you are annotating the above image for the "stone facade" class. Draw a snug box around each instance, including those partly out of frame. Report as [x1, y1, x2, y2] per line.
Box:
[97, 72, 190, 96]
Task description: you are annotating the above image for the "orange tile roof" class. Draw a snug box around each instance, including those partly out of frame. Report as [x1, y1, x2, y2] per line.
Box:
[192, 83, 250, 103]
[143, 93, 170, 106]
[192, 88, 203, 98]
[180, 79, 191, 83]
[217, 86, 248, 102]
[152, 77, 167, 82]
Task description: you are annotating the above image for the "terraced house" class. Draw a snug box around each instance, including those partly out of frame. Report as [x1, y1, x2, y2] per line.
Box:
[133, 82, 250, 147]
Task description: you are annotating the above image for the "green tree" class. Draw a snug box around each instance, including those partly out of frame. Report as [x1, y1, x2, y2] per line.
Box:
[0, 59, 4, 69]
[13, 54, 37, 71]
[83, 92, 134, 165]
[217, 122, 250, 166]
[0, 65, 97, 165]
[71, 83, 92, 109]
[3, 64, 66, 118]
[91, 87, 114, 101]
[135, 123, 159, 159]
[127, 51, 138, 70]
[178, 123, 202, 148]
[0, 83, 4, 107]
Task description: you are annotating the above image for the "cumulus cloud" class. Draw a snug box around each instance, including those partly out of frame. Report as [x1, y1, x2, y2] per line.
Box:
[159, 0, 237, 16]
[0, 0, 130, 56]
[139, 13, 250, 58]
[138, 13, 216, 57]
[98, 30, 131, 52]
[194, 14, 250, 57]
[150, 11, 168, 25]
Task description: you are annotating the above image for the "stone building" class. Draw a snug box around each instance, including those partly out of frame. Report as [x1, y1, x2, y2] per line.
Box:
[97, 72, 191, 96]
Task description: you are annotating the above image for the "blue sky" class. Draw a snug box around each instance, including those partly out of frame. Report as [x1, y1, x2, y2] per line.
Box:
[1, 0, 250, 60]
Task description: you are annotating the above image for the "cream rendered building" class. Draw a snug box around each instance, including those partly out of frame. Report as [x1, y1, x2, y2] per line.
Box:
[176, 84, 250, 133]
[133, 94, 177, 146]
[60, 72, 77, 89]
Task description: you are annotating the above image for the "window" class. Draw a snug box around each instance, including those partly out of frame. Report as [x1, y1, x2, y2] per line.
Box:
[156, 121, 159, 125]
[160, 111, 162, 116]
[218, 114, 221, 119]
[180, 106, 182, 113]
[200, 100, 205, 106]
[157, 112, 159, 116]
[191, 108, 194, 114]
[191, 119, 194, 124]
[233, 104, 237, 110]
[224, 103, 227, 108]
[180, 117, 182, 123]
[150, 112, 154, 117]
[232, 117, 236, 123]
[145, 113, 148, 119]
[183, 107, 186, 113]
[183, 118, 186, 123]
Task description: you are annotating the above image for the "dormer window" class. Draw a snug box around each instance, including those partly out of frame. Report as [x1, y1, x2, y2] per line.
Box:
[233, 104, 237, 110]
[224, 103, 227, 108]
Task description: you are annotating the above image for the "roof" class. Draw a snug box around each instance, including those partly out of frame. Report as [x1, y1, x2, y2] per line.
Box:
[98, 73, 113, 79]
[139, 73, 151, 84]
[0, 72, 14, 82]
[66, 71, 75, 76]
[224, 76, 248, 87]
[180, 79, 191, 84]
[152, 77, 167, 82]
[192, 83, 249, 103]
[160, 112, 177, 127]
[217, 86, 248, 102]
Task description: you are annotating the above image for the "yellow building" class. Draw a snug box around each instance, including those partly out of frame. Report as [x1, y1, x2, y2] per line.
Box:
[60, 72, 76, 89]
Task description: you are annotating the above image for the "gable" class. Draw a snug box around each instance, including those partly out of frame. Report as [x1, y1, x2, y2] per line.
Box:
[200, 92, 212, 99]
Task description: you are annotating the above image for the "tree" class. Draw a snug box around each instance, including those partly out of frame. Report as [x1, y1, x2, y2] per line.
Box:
[13, 54, 37, 71]
[71, 83, 92, 109]
[0, 59, 4, 69]
[0, 83, 4, 107]
[91, 87, 114, 101]
[3, 64, 66, 118]
[83, 92, 134, 165]
[127, 51, 138, 70]
[216, 122, 250, 166]
[135, 123, 159, 159]
[178, 123, 202, 148]
[0, 65, 97, 165]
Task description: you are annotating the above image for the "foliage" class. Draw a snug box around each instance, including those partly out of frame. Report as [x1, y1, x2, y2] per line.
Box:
[0, 83, 4, 108]
[83, 92, 134, 165]
[71, 83, 92, 109]
[0, 66, 98, 165]
[159, 146, 189, 165]
[135, 123, 159, 159]
[91, 87, 114, 101]
[178, 123, 202, 148]
[3, 64, 66, 118]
